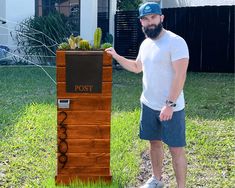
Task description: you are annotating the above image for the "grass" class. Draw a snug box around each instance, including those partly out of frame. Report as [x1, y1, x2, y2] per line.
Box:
[0, 66, 234, 187]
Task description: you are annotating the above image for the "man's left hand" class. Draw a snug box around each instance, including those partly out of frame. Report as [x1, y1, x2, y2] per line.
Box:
[159, 106, 173, 121]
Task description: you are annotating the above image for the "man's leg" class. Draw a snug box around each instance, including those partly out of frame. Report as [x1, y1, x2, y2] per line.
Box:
[169, 147, 187, 188]
[150, 140, 164, 181]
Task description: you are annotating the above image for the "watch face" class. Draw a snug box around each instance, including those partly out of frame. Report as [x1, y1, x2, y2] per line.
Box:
[166, 100, 176, 107]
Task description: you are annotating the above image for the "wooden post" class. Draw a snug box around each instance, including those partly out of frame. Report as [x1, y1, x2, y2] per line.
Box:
[55, 50, 112, 185]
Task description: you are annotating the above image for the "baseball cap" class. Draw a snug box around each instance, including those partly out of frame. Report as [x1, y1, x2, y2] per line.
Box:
[138, 2, 162, 18]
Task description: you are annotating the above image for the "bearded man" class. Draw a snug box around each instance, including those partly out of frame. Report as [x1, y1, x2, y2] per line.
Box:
[106, 2, 189, 188]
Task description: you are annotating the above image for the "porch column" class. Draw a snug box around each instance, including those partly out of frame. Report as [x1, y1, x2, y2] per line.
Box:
[80, 0, 98, 43]
[109, 0, 117, 43]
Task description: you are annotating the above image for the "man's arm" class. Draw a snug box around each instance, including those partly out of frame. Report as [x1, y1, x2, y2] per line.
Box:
[159, 58, 189, 121]
[105, 47, 142, 73]
[168, 58, 189, 102]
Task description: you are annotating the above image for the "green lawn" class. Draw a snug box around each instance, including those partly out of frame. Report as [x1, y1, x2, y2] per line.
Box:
[0, 66, 234, 187]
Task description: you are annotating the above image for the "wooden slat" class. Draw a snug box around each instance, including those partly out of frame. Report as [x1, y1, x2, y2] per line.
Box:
[56, 51, 65, 67]
[57, 66, 112, 82]
[58, 125, 110, 139]
[58, 139, 110, 153]
[57, 96, 112, 111]
[65, 51, 103, 55]
[55, 174, 112, 185]
[56, 51, 112, 66]
[57, 82, 112, 97]
[57, 153, 110, 168]
[57, 111, 111, 125]
[58, 167, 110, 175]
[103, 52, 112, 66]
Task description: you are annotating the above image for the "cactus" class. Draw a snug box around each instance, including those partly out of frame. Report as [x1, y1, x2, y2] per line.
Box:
[79, 40, 90, 50]
[93, 27, 102, 49]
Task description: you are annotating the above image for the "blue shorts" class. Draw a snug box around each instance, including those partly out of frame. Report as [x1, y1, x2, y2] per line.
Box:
[140, 103, 186, 147]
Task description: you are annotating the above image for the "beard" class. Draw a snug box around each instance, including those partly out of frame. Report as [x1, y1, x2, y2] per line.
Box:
[142, 22, 163, 39]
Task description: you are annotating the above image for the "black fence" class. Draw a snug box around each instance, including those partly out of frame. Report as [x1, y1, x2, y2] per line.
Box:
[115, 11, 144, 59]
[115, 6, 234, 73]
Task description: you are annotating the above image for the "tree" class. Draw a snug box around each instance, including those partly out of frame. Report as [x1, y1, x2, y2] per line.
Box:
[117, 0, 143, 10]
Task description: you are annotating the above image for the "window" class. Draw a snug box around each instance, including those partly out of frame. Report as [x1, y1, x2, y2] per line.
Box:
[98, 0, 110, 41]
[36, 0, 80, 35]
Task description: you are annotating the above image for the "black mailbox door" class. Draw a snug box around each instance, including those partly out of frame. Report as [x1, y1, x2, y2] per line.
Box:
[66, 53, 103, 93]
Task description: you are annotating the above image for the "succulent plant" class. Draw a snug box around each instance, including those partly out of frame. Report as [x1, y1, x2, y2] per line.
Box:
[93, 27, 102, 49]
[57, 29, 114, 51]
[101, 42, 112, 50]
[66, 34, 82, 49]
[79, 40, 90, 50]
[58, 42, 70, 50]
[68, 34, 76, 49]
[74, 35, 82, 48]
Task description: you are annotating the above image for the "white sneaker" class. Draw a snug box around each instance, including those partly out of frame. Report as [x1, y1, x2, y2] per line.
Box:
[140, 176, 164, 188]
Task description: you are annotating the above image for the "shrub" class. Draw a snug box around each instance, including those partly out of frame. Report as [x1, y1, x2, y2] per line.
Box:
[14, 12, 72, 65]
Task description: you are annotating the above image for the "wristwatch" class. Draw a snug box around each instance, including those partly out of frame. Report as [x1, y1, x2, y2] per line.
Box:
[165, 100, 176, 107]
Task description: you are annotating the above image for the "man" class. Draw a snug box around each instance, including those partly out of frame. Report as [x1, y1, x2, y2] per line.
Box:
[106, 2, 189, 188]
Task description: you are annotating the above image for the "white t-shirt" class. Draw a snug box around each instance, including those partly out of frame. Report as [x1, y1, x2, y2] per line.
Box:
[137, 30, 189, 111]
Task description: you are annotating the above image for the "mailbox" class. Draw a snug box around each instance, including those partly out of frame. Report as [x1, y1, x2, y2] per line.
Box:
[55, 50, 112, 185]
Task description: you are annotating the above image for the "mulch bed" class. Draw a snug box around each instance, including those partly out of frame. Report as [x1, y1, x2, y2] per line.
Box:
[134, 149, 175, 188]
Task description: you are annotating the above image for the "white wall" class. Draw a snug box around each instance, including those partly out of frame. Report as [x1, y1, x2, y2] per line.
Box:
[80, 0, 98, 43]
[0, 0, 6, 21]
[0, 0, 7, 46]
[6, 0, 34, 22]
[162, 0, 235, 8]
[1, 0, 34, 48]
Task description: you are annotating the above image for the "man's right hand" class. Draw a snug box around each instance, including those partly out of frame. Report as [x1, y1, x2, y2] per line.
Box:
[105, 47, 118, 59]
[105, 47, 142, 73]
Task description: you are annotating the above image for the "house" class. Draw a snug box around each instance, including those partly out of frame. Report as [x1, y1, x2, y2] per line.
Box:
[35, 0, 117, 42]
[0, 0, 117, 51]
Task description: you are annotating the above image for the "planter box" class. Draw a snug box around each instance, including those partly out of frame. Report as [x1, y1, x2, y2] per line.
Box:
[55, 50, 112, 185]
